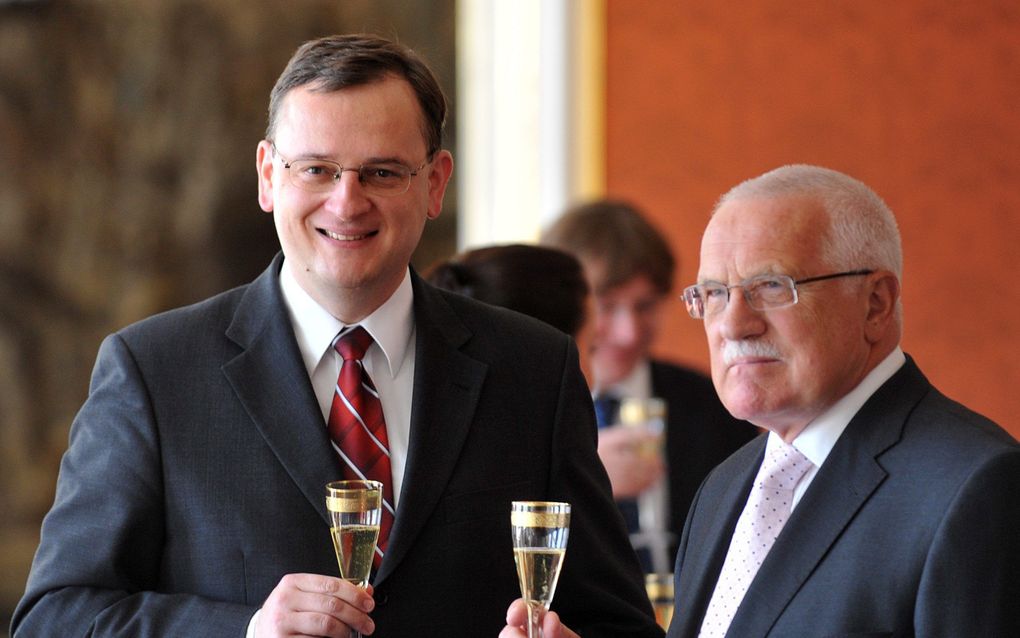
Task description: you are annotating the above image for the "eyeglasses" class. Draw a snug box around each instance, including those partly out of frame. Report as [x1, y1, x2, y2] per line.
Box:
[271, 142, 428, 197]
[682, 269, 874, 319]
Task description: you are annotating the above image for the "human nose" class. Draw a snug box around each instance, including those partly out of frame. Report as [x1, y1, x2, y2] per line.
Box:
[322, 169, 370, 215]
[713, 285, 766, 341]
[606, 307, 642, 345]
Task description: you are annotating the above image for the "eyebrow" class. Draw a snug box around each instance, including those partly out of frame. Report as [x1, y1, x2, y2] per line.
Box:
[292, 151, 411, 166]
[697, 272, 784, 285]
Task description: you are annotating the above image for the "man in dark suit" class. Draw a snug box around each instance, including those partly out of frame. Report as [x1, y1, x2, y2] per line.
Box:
[12, 35, 661, 638]
[516, 164, 1018, 638]
[542, 201, 756, 574]
[670, 164, 1020, 637]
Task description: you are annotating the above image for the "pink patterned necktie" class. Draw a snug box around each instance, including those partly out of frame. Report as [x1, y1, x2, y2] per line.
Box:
[327, 326, 394, 568]
[698, 442, 813, 638]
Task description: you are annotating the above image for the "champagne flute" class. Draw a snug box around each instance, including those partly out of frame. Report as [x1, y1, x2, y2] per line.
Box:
[619, 396, 673, 573]
[326, 480, 382, 638]
[511, 501, 571, 638]
[645, 572, 675, 630]
[619, 396, 667, 435]
[620, 396, 667, 458]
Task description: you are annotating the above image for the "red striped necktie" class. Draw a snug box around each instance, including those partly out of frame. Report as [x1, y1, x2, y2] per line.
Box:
[327, 326, 395, 567]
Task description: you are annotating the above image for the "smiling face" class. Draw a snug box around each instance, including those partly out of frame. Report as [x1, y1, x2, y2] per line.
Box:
[699, 195, 877, 438]
[256, 76, 453, 322]
[588, 273, 664, 389]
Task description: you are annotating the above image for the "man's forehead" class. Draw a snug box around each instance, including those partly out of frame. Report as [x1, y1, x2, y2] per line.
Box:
[596, 274, 660, 302]
[274, 80, 427, 156]
[697, 248, 794, 283]
[699, 196, 827, 279]
[280, 80, 415, 118]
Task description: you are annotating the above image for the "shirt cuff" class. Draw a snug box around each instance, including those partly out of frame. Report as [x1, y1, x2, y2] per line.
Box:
[245, 608, 261, 638]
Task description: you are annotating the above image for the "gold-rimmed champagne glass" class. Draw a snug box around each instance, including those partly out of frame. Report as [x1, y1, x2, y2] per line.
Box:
[645, 572, 675, 630]
[511, 501, 571, 638]
[326, 480, 382, 638]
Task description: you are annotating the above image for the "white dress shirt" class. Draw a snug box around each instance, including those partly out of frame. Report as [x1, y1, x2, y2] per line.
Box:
[247, 260, 417, 637]
[776, 347, 907, 509]
[597, 358, 653, 403]
[279, 259, 415, 506]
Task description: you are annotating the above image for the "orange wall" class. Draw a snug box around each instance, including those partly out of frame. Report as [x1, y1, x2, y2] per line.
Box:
[604, 2, 1018, 437]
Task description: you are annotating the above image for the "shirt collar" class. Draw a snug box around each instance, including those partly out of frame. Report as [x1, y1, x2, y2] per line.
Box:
[356, 272, 414, 379]
[279, 259, 414, 380]
[595, 358, 652, 400]
[786, 347, 907, 467]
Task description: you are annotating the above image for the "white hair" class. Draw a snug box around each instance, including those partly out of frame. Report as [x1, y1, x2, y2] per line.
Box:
[715, 164, 903, 280]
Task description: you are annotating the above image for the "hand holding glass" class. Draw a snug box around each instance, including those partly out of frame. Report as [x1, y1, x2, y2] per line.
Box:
[326, 480, 382, 638]
[511, 501, 571, 638]
[620, 397, 667, 455]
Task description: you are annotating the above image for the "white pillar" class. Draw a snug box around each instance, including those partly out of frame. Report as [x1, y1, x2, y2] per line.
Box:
[456, 0, 604, 249]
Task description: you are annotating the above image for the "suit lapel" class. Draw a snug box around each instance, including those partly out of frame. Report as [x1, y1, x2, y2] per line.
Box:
[219, 265, 496, 583]
[222, 255, 341, 528]
[727, 359, 930, 637]
[673, 439, 764, 637]
[374, 275, 487, 584]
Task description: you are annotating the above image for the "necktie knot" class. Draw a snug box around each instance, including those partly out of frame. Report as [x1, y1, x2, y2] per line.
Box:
[334, 326, 373, 362]
[593, 394, 621, 429]
[759, 443, 812, 490]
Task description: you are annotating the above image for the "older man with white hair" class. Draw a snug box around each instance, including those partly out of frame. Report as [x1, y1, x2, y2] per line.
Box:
[504, 164, 1019, 638]
[671, 164, 1018, 637]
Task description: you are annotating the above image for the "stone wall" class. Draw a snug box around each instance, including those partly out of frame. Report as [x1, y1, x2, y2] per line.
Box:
[0, 1, 456, 628]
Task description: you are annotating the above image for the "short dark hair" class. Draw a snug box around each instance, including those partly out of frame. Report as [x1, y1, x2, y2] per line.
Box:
[266, 34, 447, 157]
[542, 199, 675, 295]
[424, 244, 589, 336]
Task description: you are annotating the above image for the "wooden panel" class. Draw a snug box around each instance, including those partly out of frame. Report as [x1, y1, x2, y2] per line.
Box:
[606, 1, 1019, 436]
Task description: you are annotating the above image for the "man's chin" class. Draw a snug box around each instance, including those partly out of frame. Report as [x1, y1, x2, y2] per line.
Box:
[593, 358, 640, 387]
[719, 387, 772, 423]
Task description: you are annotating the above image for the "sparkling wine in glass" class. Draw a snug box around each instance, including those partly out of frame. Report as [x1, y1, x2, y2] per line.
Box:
[326, 480, 382, 638]
[645, 572, 675, 630]
[511, 501, 571, 638]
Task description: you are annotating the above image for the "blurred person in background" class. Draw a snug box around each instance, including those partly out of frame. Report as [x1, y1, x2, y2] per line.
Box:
[424, 243, 589, 335]
[542, 200, 756, 575]
[424, 243, 594, 381]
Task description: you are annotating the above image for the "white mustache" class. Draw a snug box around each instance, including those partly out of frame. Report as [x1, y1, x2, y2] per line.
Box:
[722, 340, 782, 365]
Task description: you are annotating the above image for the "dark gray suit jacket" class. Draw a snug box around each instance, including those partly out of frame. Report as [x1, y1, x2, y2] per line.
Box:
[13, 255, 662, 638]
[668, 357, 1020, 638]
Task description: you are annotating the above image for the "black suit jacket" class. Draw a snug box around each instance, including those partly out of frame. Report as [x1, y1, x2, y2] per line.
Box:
[668, 357, 1020, 637]
[650, 360, 757, 537]
[13, 255, 662, 638]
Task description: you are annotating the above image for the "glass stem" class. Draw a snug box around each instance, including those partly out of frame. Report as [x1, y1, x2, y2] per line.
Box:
[526, 602, 543, 638]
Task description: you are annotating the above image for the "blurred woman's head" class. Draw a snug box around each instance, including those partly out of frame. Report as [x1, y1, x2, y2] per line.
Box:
[425, 243, 594, 385]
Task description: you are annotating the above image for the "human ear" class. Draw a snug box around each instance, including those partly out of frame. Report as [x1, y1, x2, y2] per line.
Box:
[864, 271, 900, 343]
[256, 140, 275, 213]
[425, 150, 454, 220]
